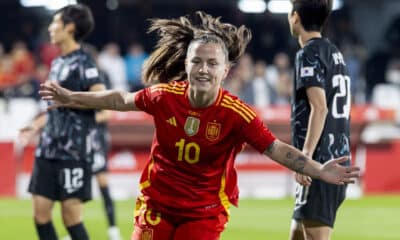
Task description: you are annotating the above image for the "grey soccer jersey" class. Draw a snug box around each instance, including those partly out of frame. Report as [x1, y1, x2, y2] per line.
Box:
[291, 38, 351, 163]
[36, 48, 102, 162]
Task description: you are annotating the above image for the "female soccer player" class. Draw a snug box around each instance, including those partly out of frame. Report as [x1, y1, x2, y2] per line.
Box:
[20, 4, 104, 240]
[288, 1, 353, 239]
[39, 12, 359, 240]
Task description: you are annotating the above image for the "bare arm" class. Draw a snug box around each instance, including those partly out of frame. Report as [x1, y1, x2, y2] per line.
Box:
[33, 113, 47, 130]
[40, 81, 140, 111]
[302, 86, 328, 156]
[296, 87, 328, 185]
[89, 83, 114, 123]
[264, 140, 359, 185]
[26, 113, 47, 133]
[265, 140, 321, 178]
[19, 113, 47, 146]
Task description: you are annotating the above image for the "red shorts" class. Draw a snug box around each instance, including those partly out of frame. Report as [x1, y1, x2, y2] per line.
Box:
[131, 198, 228, 240]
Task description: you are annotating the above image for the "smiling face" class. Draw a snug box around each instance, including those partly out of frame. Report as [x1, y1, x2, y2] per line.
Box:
[185, 42, 230, 101]
[48, 13, 73, 45]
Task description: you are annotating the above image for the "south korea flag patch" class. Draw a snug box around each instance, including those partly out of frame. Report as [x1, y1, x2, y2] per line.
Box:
[300, 66, 314, 77]
[85, 68, 99, 79]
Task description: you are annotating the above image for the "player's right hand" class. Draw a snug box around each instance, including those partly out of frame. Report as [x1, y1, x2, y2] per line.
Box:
[295, 173, 312, 186]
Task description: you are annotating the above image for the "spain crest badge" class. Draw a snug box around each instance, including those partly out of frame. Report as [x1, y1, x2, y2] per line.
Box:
[206, 122, 221, 141]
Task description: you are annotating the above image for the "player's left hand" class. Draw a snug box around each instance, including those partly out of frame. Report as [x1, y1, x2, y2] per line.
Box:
[295, 173, 312, 186]
[319, 156, 360, 185]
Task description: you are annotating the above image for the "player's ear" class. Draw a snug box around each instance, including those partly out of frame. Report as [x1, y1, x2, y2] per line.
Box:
[65, 22, 76, 37]
[222, 62, 231, 80]
[293, 11, 300, 25]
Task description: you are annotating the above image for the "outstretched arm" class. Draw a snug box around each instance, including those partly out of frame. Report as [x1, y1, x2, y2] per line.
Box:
[264, 140, 359, 185]
[40, 81, 140, 111]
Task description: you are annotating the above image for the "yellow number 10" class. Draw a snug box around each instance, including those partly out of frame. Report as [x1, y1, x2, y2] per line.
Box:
[175, 138, 200, 164]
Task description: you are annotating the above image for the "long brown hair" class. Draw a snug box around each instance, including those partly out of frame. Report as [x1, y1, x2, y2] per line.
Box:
[142, 11, 252, 85]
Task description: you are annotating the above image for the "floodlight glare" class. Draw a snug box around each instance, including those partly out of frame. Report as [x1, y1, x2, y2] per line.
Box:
[238, 0, 267, 14]
[267, 0, 343, 14]
[20, 0, 77, 10]
[267, 0, 292, 14]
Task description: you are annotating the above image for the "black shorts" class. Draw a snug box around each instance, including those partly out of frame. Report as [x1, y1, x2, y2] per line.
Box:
[92, 150, 108, 174]
[292, 179, 347, 228]
[28, 158, 92, 202]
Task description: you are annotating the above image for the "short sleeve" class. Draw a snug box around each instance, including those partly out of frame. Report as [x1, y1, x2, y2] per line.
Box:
[237, 113, 276, 153]
[81, 57, 103, 90]
[296, 48, 325, 90]
[134, 87, 155, 115]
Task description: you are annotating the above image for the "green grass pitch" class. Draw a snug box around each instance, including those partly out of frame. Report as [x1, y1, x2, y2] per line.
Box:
[1, 196, 399, 239]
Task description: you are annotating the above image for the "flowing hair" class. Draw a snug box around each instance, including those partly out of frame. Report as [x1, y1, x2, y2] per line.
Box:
[142, 11, 252, 85]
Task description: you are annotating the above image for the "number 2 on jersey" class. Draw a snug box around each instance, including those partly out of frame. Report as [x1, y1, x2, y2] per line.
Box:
[175, 138, 200, 164]
[332, 74, 351, 119]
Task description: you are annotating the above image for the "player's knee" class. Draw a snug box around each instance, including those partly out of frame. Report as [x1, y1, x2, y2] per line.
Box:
[289, 220, 306, 240]
[61, 202, 83, 226]
[61, 210, 82, 226]
[290, 219, 304, 231]
[32, 195, 53, 223]
[290, 229, 306, 240]
[34, 211, 52, 224]
[33, 206, 52, 223]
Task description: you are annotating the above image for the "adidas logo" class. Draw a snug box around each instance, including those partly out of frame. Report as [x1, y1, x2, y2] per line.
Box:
[166, 117, 177, 127]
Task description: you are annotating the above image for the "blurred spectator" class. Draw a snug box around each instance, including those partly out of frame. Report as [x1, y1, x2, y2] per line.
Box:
[386, 58, 400, 85]
[342, 41, 367, 104]
[223, 73, 242, 96]
[98, 42, 127, 90]
[241, 60, 272, 107]
[224, 53, 253, 96]
[124, 43, 148, 91]
[35, 64, 49, 84]
[266, 52, 293, 105]
[365, 15, 400, 101]
[0, 55, 17, 91]
[10, 41, 35, 84]
[38, 42, 60, 68]
[0, 41, 40, 99]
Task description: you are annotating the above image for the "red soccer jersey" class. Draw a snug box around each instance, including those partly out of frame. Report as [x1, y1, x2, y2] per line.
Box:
[134, 81, 276, 218]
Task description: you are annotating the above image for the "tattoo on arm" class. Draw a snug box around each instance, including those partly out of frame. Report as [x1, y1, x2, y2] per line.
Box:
[293, 155, 307, 173]
[283, 150, 307, 173]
